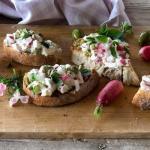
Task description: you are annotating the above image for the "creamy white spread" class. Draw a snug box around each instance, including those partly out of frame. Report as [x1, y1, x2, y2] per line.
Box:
[4, 28, 61, 56]
[80, 33, 130, 68]
[140, 75, 150, 91]
[26, 64, 91, 96]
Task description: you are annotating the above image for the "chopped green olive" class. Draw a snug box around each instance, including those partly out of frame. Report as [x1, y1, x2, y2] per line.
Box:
[72, 29, 84, 40]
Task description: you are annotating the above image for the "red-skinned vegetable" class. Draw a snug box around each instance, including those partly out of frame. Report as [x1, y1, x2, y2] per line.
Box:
[94, 80, 124, 118]
[139, 46, 150, 61]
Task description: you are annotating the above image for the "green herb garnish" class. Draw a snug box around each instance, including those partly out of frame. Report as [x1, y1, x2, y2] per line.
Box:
[97, 22, 132, 41]
[0, 69, 23, 96]
[51, 72, 60, 84]
[95, 35, 108, 43]
[110, 46, 117, 58]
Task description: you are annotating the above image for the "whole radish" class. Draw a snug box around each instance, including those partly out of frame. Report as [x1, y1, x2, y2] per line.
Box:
[94, 80, 124, 118]
[139, 46, 150, 61]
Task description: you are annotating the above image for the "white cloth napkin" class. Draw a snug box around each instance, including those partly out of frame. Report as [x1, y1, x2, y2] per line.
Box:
[0, 0, 130, 26]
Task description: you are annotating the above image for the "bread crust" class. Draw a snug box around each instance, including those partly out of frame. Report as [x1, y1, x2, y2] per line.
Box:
[132, 89, 150, 110]
[4, 43, 59, 66]
[23, 71, 99, 107]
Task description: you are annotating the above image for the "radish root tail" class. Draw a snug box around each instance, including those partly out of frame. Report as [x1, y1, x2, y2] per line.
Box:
[93, 105, 103, 119]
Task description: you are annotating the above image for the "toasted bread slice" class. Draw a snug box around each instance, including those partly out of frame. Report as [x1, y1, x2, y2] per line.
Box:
[132, 75, 150, 109]
[3, 28, 62, 66]
[71, 38, 140, 86]
[23, 71, 99, 107]
[4, 43, 60, 66]
[132, 89, 150, 110]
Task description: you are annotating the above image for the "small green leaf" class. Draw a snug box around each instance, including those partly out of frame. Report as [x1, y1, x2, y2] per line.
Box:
[121, 22, 132, 34]
[110, 46, 117, 58]
[97, 24, 108, 36]
[85, 37, 96, 44]
[51, 72, 60, 84]
[95, 35, 108, 43]
[29, 73, 37, 82]
[108, 28, 123, 40]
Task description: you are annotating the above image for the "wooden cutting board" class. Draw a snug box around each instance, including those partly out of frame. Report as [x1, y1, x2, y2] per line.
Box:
[0, 24, 149, 139]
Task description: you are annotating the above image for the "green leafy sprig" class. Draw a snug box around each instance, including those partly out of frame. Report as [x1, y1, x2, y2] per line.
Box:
[0, 69, 23, 96]
[97, 22, 132, 41]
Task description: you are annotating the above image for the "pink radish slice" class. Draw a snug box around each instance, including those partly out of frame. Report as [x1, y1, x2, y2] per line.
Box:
[139, 46, 150, 61]
[94, 80, 124, 118]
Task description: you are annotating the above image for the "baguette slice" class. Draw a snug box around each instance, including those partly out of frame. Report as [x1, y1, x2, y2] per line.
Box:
[71, 39, 140, 86]
[132, 89, 150, 110]
[4, 43, 60, 67]
[23, 71, 99, 107]
[132, 75, 150, 110]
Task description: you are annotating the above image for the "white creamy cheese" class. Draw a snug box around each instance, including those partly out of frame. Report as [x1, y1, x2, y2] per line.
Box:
[80, 33, 130, 68]
[4, 28, 61, 56]
[140, 75, 150, 91]
[27, 64, 91, 96]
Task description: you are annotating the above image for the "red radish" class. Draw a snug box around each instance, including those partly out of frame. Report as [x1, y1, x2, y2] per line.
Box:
[94, 80, 124, 118]
[117, 45, 124, 51]
[120, 58, 126, 65]
[139, 46, 150, 61]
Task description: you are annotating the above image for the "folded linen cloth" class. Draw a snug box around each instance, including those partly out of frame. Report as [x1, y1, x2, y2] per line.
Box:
[0, 0, 130, 26]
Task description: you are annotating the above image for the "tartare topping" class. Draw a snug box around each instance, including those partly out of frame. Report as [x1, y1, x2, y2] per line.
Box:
[80, 33, 130, 68]
[26, 64, 91, 96]
[140, 75, 150, 91]
[4, 28, 61, 56]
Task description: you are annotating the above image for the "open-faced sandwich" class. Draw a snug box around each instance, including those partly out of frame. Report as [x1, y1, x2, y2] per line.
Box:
[4, 28, 62, 66]
[71, 33, 140, 86]
[132, 75, 150, 110]
[23, 64, 99, 106]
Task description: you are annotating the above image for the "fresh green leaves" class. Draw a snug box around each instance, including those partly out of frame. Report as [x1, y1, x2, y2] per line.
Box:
[84, 35, 109, 45]
[120, 22, 132, 34]
[95, 35, 108, 43]
[97, 22, 132, 41]
[0, 69, 22, 95]
[98, 24, 108, 35]
[85, 37, 96, 44]
[72, 22, 132, 42]
[28, 73, 38, 82]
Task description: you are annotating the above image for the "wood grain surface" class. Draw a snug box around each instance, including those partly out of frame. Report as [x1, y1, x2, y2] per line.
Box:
[0, 24, 149, 139]
[123, 0, 150, 25]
